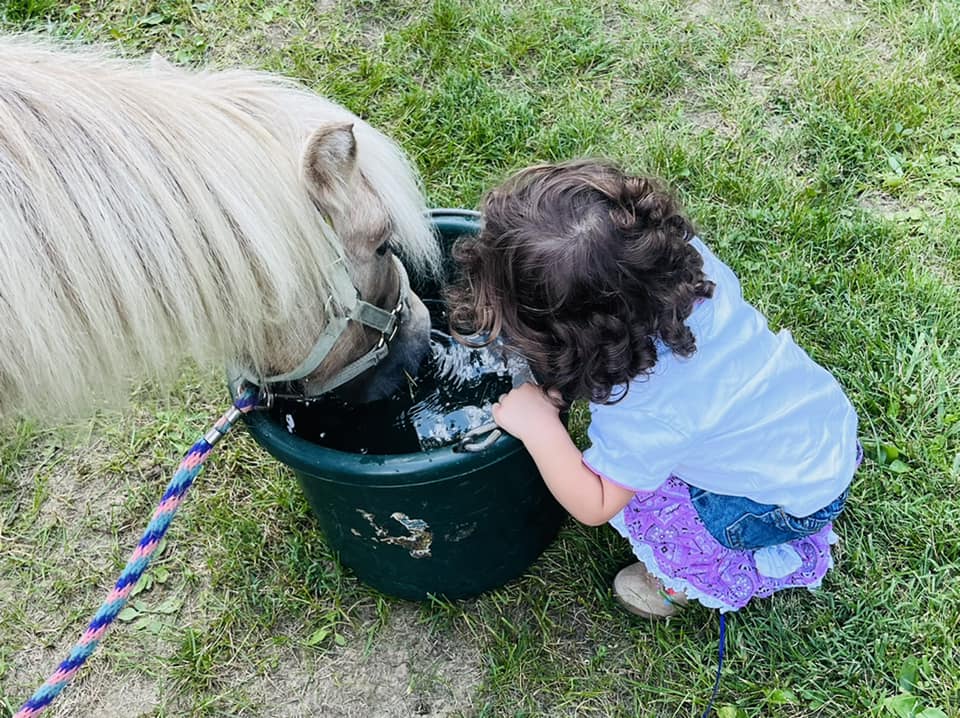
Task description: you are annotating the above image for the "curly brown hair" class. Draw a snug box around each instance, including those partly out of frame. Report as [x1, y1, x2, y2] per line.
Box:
[446, 159, 715, 405]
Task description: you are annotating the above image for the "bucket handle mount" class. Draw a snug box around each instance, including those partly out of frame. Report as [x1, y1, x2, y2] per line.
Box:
[455, 421, 502, 453]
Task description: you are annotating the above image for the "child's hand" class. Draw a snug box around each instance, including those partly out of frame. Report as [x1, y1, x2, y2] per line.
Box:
[491, 383, 562, 443]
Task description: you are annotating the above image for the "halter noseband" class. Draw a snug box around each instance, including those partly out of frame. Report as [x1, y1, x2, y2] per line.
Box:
[245, 254, 410, 397]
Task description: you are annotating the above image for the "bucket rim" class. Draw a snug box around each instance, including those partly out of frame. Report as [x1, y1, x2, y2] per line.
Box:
[236, 394, 525, 482]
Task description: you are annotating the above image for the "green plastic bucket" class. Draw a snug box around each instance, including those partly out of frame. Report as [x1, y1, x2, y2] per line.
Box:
[237, 209, 566, 600]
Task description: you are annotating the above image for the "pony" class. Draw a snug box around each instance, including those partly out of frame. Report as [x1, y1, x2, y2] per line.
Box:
[0, 36, 441, 419]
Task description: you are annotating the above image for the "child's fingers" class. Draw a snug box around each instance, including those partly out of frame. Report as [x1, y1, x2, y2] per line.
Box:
[490, 402, 509, 432]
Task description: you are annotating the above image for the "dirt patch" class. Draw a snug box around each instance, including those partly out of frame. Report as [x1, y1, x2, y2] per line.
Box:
[8, 660, 160, 718]
[219, 607, 484, 717]
[755, 0, 864, 29]
[34, 440, 132, 528]
[915, 249, 959, 287]
[731, 51, 802, 140]
[731, 56, 770, 100]
[857, 190, 904, 218]
[7, 602, 485, 718]
[684, 105, 738, 137]
[686, 0, 734, 22]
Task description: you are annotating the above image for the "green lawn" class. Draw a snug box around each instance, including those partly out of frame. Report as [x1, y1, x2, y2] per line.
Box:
[1, 0, 959, 716]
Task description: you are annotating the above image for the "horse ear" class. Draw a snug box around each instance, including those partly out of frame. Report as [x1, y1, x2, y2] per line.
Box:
[302, 123, 357, 205]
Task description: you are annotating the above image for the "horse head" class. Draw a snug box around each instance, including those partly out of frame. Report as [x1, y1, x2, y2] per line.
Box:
[262, 122, 436, 404]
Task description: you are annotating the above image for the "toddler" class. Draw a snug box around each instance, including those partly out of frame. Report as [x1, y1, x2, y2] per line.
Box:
[447, 160, 860, 616]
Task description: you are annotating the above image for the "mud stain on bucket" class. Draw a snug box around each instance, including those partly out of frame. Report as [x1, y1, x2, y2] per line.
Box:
[356, 509, 433, 558]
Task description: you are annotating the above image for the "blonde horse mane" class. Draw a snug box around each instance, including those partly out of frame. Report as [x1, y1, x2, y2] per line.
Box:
[0, 36, 439, 418]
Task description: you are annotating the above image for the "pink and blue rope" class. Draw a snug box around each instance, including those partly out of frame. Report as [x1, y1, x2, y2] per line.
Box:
[13, 385, 260, 718]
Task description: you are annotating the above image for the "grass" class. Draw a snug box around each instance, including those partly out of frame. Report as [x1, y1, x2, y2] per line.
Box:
[1, 0, 959, 716]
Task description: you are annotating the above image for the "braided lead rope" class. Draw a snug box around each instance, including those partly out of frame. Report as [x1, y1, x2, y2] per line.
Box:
[14, 385, 261, 718]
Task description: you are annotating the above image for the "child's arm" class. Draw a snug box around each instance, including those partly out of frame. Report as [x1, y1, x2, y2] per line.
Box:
[492, 383, 635, 526]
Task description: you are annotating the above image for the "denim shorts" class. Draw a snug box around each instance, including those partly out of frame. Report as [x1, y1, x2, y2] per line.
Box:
[687, 442, 861, 551]
[688, 485, 849, 550]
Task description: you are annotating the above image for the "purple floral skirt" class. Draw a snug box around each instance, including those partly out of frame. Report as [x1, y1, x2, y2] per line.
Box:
[610, 477, 839, 613]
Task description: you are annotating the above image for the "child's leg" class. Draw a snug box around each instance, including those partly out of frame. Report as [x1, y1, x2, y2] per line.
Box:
[613, 562, 688, 619]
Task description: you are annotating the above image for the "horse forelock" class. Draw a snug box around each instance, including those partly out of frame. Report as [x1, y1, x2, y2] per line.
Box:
[0, 35, 437, 417]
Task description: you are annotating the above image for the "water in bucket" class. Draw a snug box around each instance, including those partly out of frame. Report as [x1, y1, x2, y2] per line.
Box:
[267, 301, 534, 454]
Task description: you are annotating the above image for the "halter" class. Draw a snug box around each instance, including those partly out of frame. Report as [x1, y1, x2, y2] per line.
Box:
[242, 254, 410, 397]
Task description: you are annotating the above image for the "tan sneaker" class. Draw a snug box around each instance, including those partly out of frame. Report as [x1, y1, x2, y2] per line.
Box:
[613, 562, 688, 619]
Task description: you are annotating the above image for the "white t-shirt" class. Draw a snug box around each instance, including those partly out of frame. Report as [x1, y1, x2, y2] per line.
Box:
[582, 237, 859, 518]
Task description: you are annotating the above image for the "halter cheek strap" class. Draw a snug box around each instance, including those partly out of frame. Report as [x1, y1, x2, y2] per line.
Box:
[304, 259, 408, 394]
[240, 254, 409, 393]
